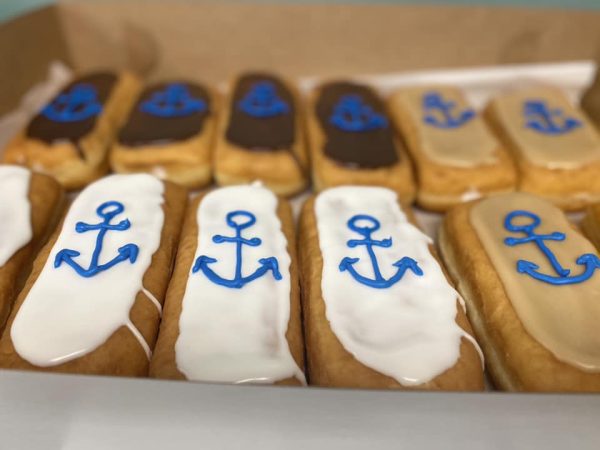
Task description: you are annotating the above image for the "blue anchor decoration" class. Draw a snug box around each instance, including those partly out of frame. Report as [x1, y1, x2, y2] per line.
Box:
[422, 91, 475, 129]
[329, 94, 388, 132]
[504, 210, 600, 285]
[237, 81, 290, 118]
[192, 210, 282, 289]
[41, 83, 102, 123]
[140, 83, 207, 118]
[338, 214, 423, 289]
[523, 100, 582, 135]
[54, 201, 139, 278]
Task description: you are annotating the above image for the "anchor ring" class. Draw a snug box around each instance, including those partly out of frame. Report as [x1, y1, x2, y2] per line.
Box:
[504, 210, 541, 234]
[347, 214, 381, 235]
[96, 201, 125, 219]
[226, 210, 257, 230]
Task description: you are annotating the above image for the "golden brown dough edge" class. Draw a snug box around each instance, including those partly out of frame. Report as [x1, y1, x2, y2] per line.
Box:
[298, 194, 484, 390]
[0, 179, 187, 377]
[415, 188, 515, 213]
[484, 102, 600, 212]
[213, 74, 309, 197]
[387, 91, 517, 212]
[0, 172, 65, 333]
[306, 85, 416, 203]
[150, 190, 305, 385]
[110, 87, 219, 189]
[438, 200, 600, 392]
[3, 72, 142, 191]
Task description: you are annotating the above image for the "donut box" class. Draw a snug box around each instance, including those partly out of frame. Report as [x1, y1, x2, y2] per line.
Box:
[0, 2, 599, 449]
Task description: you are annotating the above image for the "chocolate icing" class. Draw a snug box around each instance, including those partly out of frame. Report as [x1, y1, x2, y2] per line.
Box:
[118, 82, 211, 147]
[316, 82, 399, 168]
[581, 69, 600, 127]
[26, 72, 117, 144]
[225, 73, 295, 150]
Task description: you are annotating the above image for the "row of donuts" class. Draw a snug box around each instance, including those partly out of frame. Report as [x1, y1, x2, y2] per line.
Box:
[5, 70, 600, 211]
[1, 166, 600, 391]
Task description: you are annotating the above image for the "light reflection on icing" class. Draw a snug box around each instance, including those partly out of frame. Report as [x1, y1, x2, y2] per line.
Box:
[11, 174, 165, 366]
[0, 166, 32, 267]
[175, 184, 305, 384]
[315, 186, 481, 385]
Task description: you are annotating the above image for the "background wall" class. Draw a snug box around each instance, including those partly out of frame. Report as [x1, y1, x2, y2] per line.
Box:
[1, 0, 600, 24]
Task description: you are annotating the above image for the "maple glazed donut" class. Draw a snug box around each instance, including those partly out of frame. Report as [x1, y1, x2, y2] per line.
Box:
[485, 85, 600, 210]
[440, 192, 600, 391]
[388, 85, 517, 211]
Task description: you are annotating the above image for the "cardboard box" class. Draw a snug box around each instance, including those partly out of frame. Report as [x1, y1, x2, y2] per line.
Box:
[1, 2, 600, 449]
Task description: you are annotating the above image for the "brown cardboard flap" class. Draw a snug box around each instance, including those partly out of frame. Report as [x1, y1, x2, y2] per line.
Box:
[54, 2, 600, 85]
[0, 6, 71, 115]
[2, 1, 600, 116]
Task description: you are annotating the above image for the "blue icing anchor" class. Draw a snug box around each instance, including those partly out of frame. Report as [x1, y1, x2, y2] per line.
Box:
[237, 81, 290, 118]
[54, 201, 139, 278]
[192, 210, 282, 289]
[523, 100, 581, 135]
[339, 214, 423, 289]
[140, 83, 207, 118]
[504, 210, 600, 285]
[422, 91, 475, 129]
[329, 94, 388, 132]
[41, 83, 102, 123]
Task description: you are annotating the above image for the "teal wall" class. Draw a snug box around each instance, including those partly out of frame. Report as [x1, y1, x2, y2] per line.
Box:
[0, 0, 54, 22]
[1, 0, 599, 23]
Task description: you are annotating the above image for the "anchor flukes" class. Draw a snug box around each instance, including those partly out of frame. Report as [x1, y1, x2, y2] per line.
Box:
[576, 253, 600, 267]
[193, 255, 282, 289]
[257, 257, 283, 280]
[192, 210, 283, 289]
[393, 257, 424, 276]
[505, 209, 600, 286]
[422, 91, 475, 129]
[192, 255, 217, 274]
[54, 249, 81, 268]
[515, 253, 600, 286]
[53, 200, 139, 278]
[338, 257, 360, 272]
[339, 255, 422, 289]
[516, 259, 540, 274]
[117, 244, 139, 264]
[339, 214, 424, 289]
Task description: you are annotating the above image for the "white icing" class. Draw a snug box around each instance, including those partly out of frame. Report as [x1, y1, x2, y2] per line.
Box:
[151, 166, 167, 179]
[460, 188, 482, 202]
[315, 186, 482, 385]
[175, 185, 305, 384]
[11, 174, 165, 366]
[0, 166, 32, 266]
[142, 288, 162, 316]
[126, 321, 151, 359]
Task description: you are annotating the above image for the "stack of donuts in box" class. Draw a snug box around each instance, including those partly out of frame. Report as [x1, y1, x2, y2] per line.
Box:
[1, 66, 600, 392]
